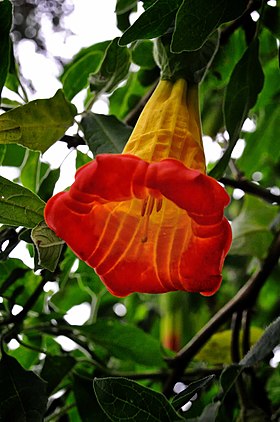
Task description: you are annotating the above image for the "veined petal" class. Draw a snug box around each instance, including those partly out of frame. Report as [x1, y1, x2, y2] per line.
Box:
[45, 155, 231, 297]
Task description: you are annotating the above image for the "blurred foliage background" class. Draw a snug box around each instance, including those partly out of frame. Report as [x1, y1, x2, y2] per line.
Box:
[0, 0, 280, 421]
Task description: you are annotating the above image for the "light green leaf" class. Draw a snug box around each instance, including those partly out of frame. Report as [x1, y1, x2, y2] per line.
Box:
[0, 353, 47, 421]
[89, 38, 131, 95]
[119, 0, 182, 45]
[60, 41, 110, 100]
[93, 377, 184, 422]
[0, 0, 12, 97]
[71, 319, 166, 367]
[0, 90, 77, 152]
[172, 0, 247, 52]
[31, 221, 64, 272]
[230, 196, 278, 259]
[210, 39, 264, 178]
[81, 112, 132, 155]
[20, 150, 41, 192]
[0, 176, 45, 228]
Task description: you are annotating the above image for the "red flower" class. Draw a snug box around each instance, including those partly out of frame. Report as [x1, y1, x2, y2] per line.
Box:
[45, 79, 232, 297]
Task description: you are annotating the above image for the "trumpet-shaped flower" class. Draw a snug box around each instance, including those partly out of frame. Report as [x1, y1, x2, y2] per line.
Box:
[45, 79, 232, 297]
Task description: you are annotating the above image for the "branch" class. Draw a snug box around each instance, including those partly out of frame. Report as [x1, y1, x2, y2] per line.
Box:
[163, 230, 280, 397]
[220, 177, 280, 205]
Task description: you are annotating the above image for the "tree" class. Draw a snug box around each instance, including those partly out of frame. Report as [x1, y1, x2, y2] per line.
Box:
[0, 0, 280, 420]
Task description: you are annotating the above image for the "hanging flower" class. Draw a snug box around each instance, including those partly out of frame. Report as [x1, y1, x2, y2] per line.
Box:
[45, 79, 232, 297]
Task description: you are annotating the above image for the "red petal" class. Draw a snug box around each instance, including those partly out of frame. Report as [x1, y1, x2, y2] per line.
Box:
[45, 154, 232, 297]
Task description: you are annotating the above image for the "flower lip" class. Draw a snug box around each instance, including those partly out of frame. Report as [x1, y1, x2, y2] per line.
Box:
[44, 153, 232, 297]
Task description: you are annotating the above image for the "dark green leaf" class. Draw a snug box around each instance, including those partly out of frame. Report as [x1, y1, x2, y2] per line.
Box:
[0, 353, 47, 421]
[0, 0, 12, 97]
[210, 39, 264, 178]
[0, 176, 45, 228]
[188, 401, 221, 422]
[72, 319, 166, 367]
[94, 377, 183, 421]
[116, 0, 138, 14]
[172, 375, 215, 410]
[40, 355, 76, 395]
[1, 143, 25, 167]
[73, 373, 109, 422]
[38, 167, 60, 202]
[240, 316, 280, 367]
[262, 5, 280, 38]
[230, 196, 278, 259]
[61, 41, 110, 100]
[81, 112, 132, 155]
[0, 90, 77, 152]
[0, 144, 6, 165]
[172, 0, 248, 52]
[89, 38, 131, 94]
[31, 221, 64, 272]
[119, 0, 182, 45]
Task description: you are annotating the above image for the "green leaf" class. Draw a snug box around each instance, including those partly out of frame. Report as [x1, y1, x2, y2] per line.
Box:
[0, 90, 77, 152]
[238, 104, 280, 179]
[89, 38, 131, 95]
[172, 375, 215, 410]
[109, 71, 149, 120]
[60, 41, 110, 100]
[93, 377, 183, 422]
[40, 355, 76, 395]
[10, 334, 42, 370]
[240, 316, 280, 367]
[0, 176, 45, 228]
[172, 0, 248, 52]
[20, 150, 41, 192]
[81, 112, 132, 155]
[50, 276, 92, 313]
[73, 373, 109, 422]
[1, 143, 25, 167]
[0, 353, 47, 421]
[71, 319, 166, 367]
[0, 0, 12, 97]
[119, 0, 182, 45]
[230, 196, 278, 259]
[38, 167, 60, 202]
[0, 144, 6, 165]
[210, 39, 264, 178]
[31, 221, 64, 272]
[116, 0, 138, 14]
[195, 327, 264, 365]
[132, 40, 156, 69]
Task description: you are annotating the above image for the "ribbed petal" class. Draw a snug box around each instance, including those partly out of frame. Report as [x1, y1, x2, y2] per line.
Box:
[45, 154, 231, 297]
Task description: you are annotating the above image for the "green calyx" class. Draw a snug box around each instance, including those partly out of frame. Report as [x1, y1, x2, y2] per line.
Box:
[154, 31, 219, 84]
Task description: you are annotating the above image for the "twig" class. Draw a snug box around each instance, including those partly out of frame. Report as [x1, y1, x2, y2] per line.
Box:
[220, 177, 280, 205]
[163, 230, 280, 397]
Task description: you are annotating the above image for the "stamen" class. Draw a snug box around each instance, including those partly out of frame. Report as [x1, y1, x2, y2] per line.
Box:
[141, 197, 149, 217]
[141, 196, 155, 243]
[156, 198, 163, 212]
